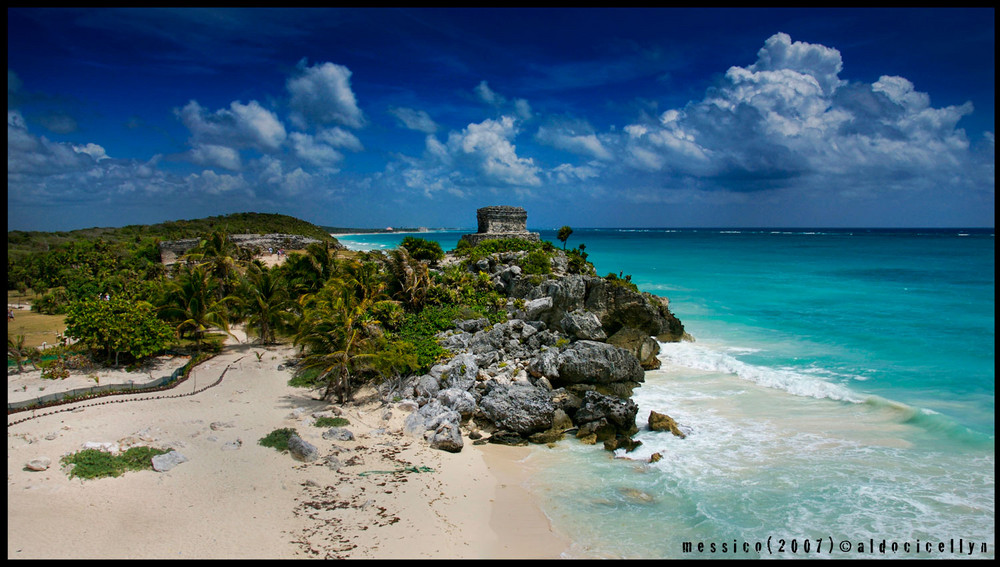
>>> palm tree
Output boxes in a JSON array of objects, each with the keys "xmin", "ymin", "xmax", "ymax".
[
  {"xmin": 235, "ymin": 263, "xmax": 295, "ymax": 344},
  {"xmin": 183, "ymin": 231, "xmax": 241, "ymax": 300},
  {"xmin": 283, "ymin": 241, "xmax": 338, "ymax": 298},
  {"xmin": 295, "ymin": 278, "xmax": 380, "ymax": 403},
  {"xmin": 7, "ymin": 334, "xmax": 38, "ymax": 373},
  {"xmin": 387, "ymin": 247, "xmax": 431, "ymax": 312},
  {"xmin": 157, "ymin": 265, "xmax": 234, "ymax": 350}
]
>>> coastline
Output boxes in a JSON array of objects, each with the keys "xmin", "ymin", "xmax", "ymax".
[{"xmin": 6, "ymin": 333, "xmax": 570, "ymax": 559}]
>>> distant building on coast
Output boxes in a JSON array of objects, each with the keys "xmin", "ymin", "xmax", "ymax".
[{"xmin": 460, "ymin": 206, "xmax": 540, "ymax": 246}]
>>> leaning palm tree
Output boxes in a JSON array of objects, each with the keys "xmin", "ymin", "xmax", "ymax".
[
  {"xmin": 295, "ymin": 278, "xmax": 381, "ymax": 403},
  {"xmin": 7, "ymin": 334, "xmax": 39, "ymax": 373},
  {"xmin": 387, "ymin": 247, "xmax": 431, "ymax": 312},
  {"xmin": 283, "ymin": 241, "xmax": 339, "ymax": 298}
]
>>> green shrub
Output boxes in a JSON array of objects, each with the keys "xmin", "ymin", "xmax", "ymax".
[
  {"xmin": 258, "ymin": 428, "xmax": 299, "ymax": 453},
  {"xmin": 400, "ymin": 237, "xmax": 444, "ymax": 262},
  {"xmin": 61, "ymin": 446, "xmax": 170, "ymax": 480},
  {"xmin": 519, "ymin": 249, "xmax": 552, "ymax": 275},
  {"xmin": 314, "ymin": 416, "xmax": 350, "ymax": 428}
]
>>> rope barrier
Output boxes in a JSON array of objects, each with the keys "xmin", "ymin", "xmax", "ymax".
[
  {"xmin": 357, "ymin": 466, "xmax": 435, "ymax": 477},
  {"xmin": 6, "ymin": 355, "xmax": 245, "ymax": 428}
]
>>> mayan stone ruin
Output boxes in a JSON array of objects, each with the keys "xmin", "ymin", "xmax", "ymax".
[{"xmin": 460, "ymin": 206, "xmax": 541, "ymax": 246}]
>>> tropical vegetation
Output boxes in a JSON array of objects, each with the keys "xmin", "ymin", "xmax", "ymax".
[{"xmin": 8, "ymin": 214, "xmax": 598, "ymax": 404}]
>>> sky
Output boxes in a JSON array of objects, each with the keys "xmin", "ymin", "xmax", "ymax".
[{"xmin": 7, "ymin": 7, "xmax": 995, "ymax": 231}]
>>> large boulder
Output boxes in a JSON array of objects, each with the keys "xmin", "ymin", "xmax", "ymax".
[
  {"xmin": 478, "ymin": 384, "xmax": 555, "ymax": 435},
  {"xmin": 574, "ymin": 390, "xmax": 640, "ymax": 438},
  {"xmin": 555, "ymin": 341, "xmax": 644, "ymax": 386},
  {"xmin": 584, "ymin": 279, "xmax": 685, "ymax": 341},
  {"xmin": 607, "ymin": 327, "xmax": 662, "ymax": 370}
]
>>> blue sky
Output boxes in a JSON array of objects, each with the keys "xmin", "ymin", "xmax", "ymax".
[{"xmin": 7, "ymin": 8, "xmax": 995, "ymax": 231}]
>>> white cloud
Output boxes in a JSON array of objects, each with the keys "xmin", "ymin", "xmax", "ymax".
[
  {"xmin": 287, "ymin": 60, "xmax": 364, "ymax": 130},
  {"xmin": 289, "ymin": 131, "xmax": 343, "ymax": 169},
  {"xmin": 475, "ymin": 81, "xmax": 532, "ymax": 120},
  {"xmin": 185, "ymin": 169, "xmax": 249, "ymax": 196},
  {"xmin": 189, "ymin": 143, "xmax": 242, "ymax": 171},
  {"xmin": 536, "ymin": 124, "xmax": 612, "ymax": 160},
  {"xmin": 612, "ymin": 32, "xmax": 986, "ymax": 199},
  {"xmin": 177, "ymin": 99, "xmax": 286, "ymax": 152},
  {"xmin": 72, "ymin": 143, "xmax": 111, "ymax": 161},
  {"xmin": 389, "ymin": 106, "xmax": 438, "ymax": 134},
  {"xmin": 444, "ymin": 115, "xmax": 541, "ymax": 187},
  {"xmin": 317, "ymin": 126, "xmax": 363, "ymax": 152}
]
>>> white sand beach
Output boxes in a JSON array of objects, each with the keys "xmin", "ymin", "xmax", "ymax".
[{"xmin": 7, "ymin": 330, "xmax": 570, "ymax": 559}]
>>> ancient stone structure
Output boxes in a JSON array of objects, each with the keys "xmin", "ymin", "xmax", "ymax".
[
  {"xmin": 159, "ymin": 233, "xmax": 326, "ymax": 265},
  {"xmin": 459, "ymin": 206, "xmax": 540, "ymax": 246}
]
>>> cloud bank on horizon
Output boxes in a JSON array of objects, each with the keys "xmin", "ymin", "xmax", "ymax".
[{"xmin": 7, "ymin": 8, "xmax": 995, "ymax": 231}]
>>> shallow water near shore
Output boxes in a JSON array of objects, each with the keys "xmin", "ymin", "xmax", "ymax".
[{"xmin": 336, "ymin": 228, "xmax": 994, "ymax": 559}]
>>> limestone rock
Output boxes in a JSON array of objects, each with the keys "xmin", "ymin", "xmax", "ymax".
[
  {"xmin": 478, "ymin": 384, "xmax": 554, "ymax": 435},
  {"xmin": 560, "ymin": 310, "xmax": 608, "ymax": 341},
  {"xmin": 575, "ymin": 390, "xmax": 640, "ymax": 437},
  {"xmin": 322, "ymin": 428, "xmax": 355, "ymax": 441},
  {"xmin": 287, "ymin": 434, "xmax": 319, "ymax": 462},
  {"xmin": 26, "ymin": 457, "xmax": 51, "ymax": 471},
  {"xmin": 436, "ymin": 387, "xmax": 477, "ymax": 420},
  {"xmin": 555, "ymin": 341, "xmax": 644, "ymax": 385},
  {"xmin": 152, "ymin": 450, "xmax": 189, "ymax": 472},
  {"xmin": 648, "ymin": 410, "xmax": 687, "ymax": 438},
  {"xmin": 607, "ymin": 327, "xmax": 662, "ymax": 370}
]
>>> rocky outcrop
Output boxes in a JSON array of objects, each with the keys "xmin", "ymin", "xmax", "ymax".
[
  {"xmin": 159, "ymin": 233, "xmax": 336, "ymax": 265},
  {"xmin": 607, "ymin": 327, "xmax": 662, "ymax": 370},
  {"xmin": 393, "ymin": 244, "xmax": 687, "ymax": 453},
  {"xmin": 648, "ymin": 410, "xmax": 687, "ymax": 438},
  {"xmin": 554, "ymin": 340, "xmax": 644, "ymax": 386}
]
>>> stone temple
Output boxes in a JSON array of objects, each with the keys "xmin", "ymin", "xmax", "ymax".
[{"xmin": 460, "ymin": 206, "xmax": 540, "ymax": 246}]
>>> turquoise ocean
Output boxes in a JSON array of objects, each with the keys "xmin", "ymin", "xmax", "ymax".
[{"xmin": 336, "ymin": 228, "xmax": 994, "ymax": 559}]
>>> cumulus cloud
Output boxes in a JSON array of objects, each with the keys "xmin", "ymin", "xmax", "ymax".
[
  {"xmin": 289, "ymin": 131, "xmax": 344, "ymax": 169},
  {"xmin": 389, "ymin": 106, "xmax": 438, "ymax": 134},
  {"xmin": 177, "ymin": 99, "xmax": 287, "ymax": 152},
  {"xmin": 443, "ymin": 115, "xmax": 541, "ymax": 187},
  {"xmin": 395, "ymin": 115, "xmax": 541, "ymax": 197},
  {"xmin": 287, "ymin": 60, "xmax": 364, "ymax": 130},
  {"xmin": 189, "ymin": 143, "xmax": 242, "ymax": 171},
  {"xmin": 614, "ymin": 32, "xmax": 986, "ymax": 198}
]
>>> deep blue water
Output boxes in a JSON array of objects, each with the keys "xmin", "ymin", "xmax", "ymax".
[{"xmin": 336, "ymin": 228, "xmax": 994, "ymax": 559}]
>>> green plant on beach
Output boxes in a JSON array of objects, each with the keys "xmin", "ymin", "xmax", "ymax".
[
  {"xmin": 61, "ymin": 446, "xmax": 170, "ymax": 480},
  {"xmin": 258, "ymin": 428, "xmax": 299, "ymax": 453},
  {"xmin": 313, "ymin": 416, "xmax": 350, "ymax": 428}
]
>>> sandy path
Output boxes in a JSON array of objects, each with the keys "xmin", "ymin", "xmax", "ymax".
[{"xmin": 7, "ymin": 341, "xmax": 570, "ymax": 559}]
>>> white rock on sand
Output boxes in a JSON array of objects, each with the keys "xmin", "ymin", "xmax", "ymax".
[{"xmin": 6, "ymin": 332, "xmax": 570, "ymax": 559}]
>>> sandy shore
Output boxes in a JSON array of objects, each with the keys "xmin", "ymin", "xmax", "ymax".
[{"xmin": 7, "ymin": 334, "xmax": 570, "ymax": 559}]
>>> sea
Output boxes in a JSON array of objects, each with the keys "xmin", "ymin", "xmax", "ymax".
[{"xmin": 335, "ymin": 227, "xmax": 995, "ymax": 559}]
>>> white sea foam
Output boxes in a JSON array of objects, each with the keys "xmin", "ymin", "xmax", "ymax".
[{"xmin": 657, "ymin": 341, "xmax": 864, "ymax": 403}]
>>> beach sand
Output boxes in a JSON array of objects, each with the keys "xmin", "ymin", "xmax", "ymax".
[{"xmin": 7, "ymin": 332, "xmax": 570, "ymax": 559}]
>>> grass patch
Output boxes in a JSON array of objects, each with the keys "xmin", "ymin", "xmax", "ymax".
[
  {"xmin": 258, "ymin": 428, "xmax": 298, "ymax": 453},
  {"xmin": 7, "ymin": 310, "xmax": 67, "ymax": 349},
  {"xmin": 314, "ymin": 416, "xmax": 349, "ymax": 428},
  {"xmin": 61, "ymin": 446, "xmax": 170, "ymax": 480}
]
